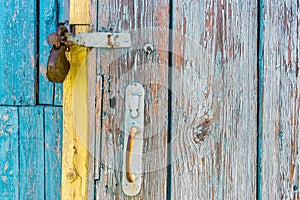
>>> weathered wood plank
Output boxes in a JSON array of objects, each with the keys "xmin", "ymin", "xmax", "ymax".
[
  {"xmin": 39, "ymin": 0, "xmax": 57, "ymax": 105},
  {"xmin": 19, "ymin": 107, "xmax": 45, "ymax": 199},
  {"xmin": 45, "ymin": 107, "xmax": 63, "ymax": 200},
  {"xmin": 39, "ymin": 0, "xmax": 64, "ymax": 106},
  {"xmin": 54, "ymin": 84, "xmax": 63, "ymax": 106},
  {"xmin": 93, "ymin": 0, "xmax": 170, "ymax": 199},
  {"xmin": 0, "ymin": 107, "xmax": 19, "ymax": 200},
  {"xmin": 171, "ymin": 1, "xmax": 258, "ymax": 199},
  {"xmin": 0, "ymin": 0, "xmax": 37, "ymax": 105},
  {"xmin": 70, "ymin": 0, "xmax": 90, "ymax": 24},
  {"xmin": 262, "ymin": 0, "xmax": 300, "ymax": 199},
  {"xmin": 61, "ymin": 25, "xmax": 90, "ymax": 199},
  {"xmin": 58, "ymin": 0, "xmax": 70, "ymax": 24}
]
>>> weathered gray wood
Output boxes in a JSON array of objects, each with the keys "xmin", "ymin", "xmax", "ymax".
[
  {"xmin": 171, "ymin": 1, "xmax": 258, "ymax": 199},
  {"xmin": 19, "ymin": 107, "xmax": 45, "ymax": 199},
  {"xmin": 45, "ymin": 107, "xmax": 63, "ymax": 200},
  {"xmin": 0, "ymin": 107, "xmax": 19, "ymax": 199},
  {"xmin": 93, "ymin": 0, "xmax": 170, "ymax": 199},
  {"xmin": 262, "ymin": 0, "xmax": 300, "ymax": 199},
  {"xmin": 0, "ymin": 0, "xmax": 37, "ymax": 105}
]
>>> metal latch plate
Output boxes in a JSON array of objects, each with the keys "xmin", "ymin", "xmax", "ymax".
[{"xmin": 69, "ymin": 32, "xmax": 131, "ymax": 48}]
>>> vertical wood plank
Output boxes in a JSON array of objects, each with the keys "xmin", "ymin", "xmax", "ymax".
[
  {"xmin": 70, "ymin": 0, "xmax": 90, "ymax": 24},
  {"xmin": 45, "ymin": 107, "xmax": 63, "ymax": 200},
  {"xmin": 61, "ymin": 25, "xmax": 89, "ymax": 199},
  {"xmin": 19, "ymin": 107, "xmax": 45, "ymax": 199},
  {"xmin": 0, "ymin": 107, "xmax": 19, "ymax": 200},
  {"xmin": 0, "ymin": 0, "xmax": 37, "ymax": 105},
  {"xmin": 54, "ymin": 84, "xmax": 63, "ymax": 106},
  {"xmin": 58, "ymin": 0, "xmax": 70, "ymax": 24},
  {"xmin": 93, "ymin": 0, "xmax": 170, "ymax": 199},
  {"xmin": 171, "ymin": 1, "xmax": 258, "ymax": 199},
  {"xmin": 262, "ymin": 0, "xmax": 300, "ymax": 198},
  {"xmin": 39, "ymin": 0, "xmax": 57, "ymax": 105}
]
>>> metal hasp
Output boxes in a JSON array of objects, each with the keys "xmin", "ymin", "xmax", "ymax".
[
  {"xmin": 46, "ymin": 26, "xmax": 131, "ymax": 83},
  {"xmin": 68, "ymin": 32, "xmax": 131, "ymax": 48},
  {"xmin": 122, "ymin": 82, "xmax": 145, "ymax": 196}
]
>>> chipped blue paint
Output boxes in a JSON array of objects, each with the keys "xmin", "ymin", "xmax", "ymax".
[
  {"xmin": 39, "ymin": 0, "xmax": 64, "ymax": 106},
  {"xmin": 19, "ymin": 107, "xmax": 45, "ymax": 199},
  {"xmin": 0, "ymin": 0, "xmax": 64, "ymax": 199},
  {"xmin": 58, "ymin": 0, "xmax": 70, "ymax": 24},
  {"xmin": 45, "ymin": 107, "xmax": 63, "ymax": 200},
  {"xmin": 0, "ymin": 0, "xmax": 37, "ymax": 106},
  {"xmin": 39, "ymin": 0, "xmax": 57, "ymax": 105},
  {"xmin": 0, "ymin": 107, "xmax": 19, "ymax": 200}
]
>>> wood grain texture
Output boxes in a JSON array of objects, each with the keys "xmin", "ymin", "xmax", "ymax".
[
  {"xmin": 70, "ymin": 0, "xmax": 90, "ymax": 24},
  {"xmin": 171, "ymin": 1, "xmax": 257, "ymax": 199},
  {"xmin": 93, "ymin": 0, "xmax": 170, "ymax": 199},
  {"xmin": 39, "ymin": 0, "xmax": 64, "ymax": 105},
  {"xmin": 61, "ymin": 25, "xmax": 89, "ymax": 199},
  {"xmin": 19, "ymin": 107, "xmax": 45, "ymax": 199},
  {"xmin": 262, "ymin": 0, "xmax": 300, "ymax": 199},
  {"xmin": 45, "ymin": 107, "xmax": 63, "ymax": 200},
  {"xmin": 0, "ymin": 107, "xmax": 19, "ymax": 200},
  {"xmin": 0, "ymin": 0, "xmax": 37, "ymax": 105},
  {"xmin": 59, "ymin": 0, "xmax": 70, "ymax": 24}
]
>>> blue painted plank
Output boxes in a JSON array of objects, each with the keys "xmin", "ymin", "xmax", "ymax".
[
  {"xmin": 54, "ymin": 84, "xmax": 63, "ymax": 106},
  {"xmin": 0, "ymin": 107, "xmax": 19, "ymax": 200},
  {"xmin": 39, "ymin": 0, "xmax": 57, "ymax": 105},
  {"xmin": 44, "ymin": 107, "xmax": 63, "ymax": 200},
  {"xmin": 58, "ymin": 0, "xmax": 70, "ymax": 24},
  {"xmin": 0, "ymin": 0, "xmax": 37, "ymax": 106},
  {"xmin": 19, "ymin": 107, "xmax": 44, "ymax": 199},
  {"xmin": 54, "ymin": 0, "xmax": 70, "ymax": 106}
]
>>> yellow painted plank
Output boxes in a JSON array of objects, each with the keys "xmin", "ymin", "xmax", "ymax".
[
  {"xmin": 62, "ymin": 0, "xmax": 90, "ymax": 198},
  {"xmin": 62, "ymin": 26, "xmax": 89, "ymax": 199},
  {"xmin": 70, "ymin": 0, "xmax": 90, "ymax": 24},
  {"xmin": 62, "ymin": 0, "xmax": 90, "ymax": 193}
]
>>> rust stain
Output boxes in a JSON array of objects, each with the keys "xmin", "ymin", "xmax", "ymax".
[
  {"xmin": 296, "ymin": 47, "xmax": 299, "ymax": 77},
  {"xmin": 183, "ymin": 17, "xmax": 187, "ymax": 35},
  {"xmin": 201, "ymin": 157, "xmax": 205, "ymax": 166},
  {"xmin": 289, "ymin": 163, "xmax": 295, "ymax": 181},
  {"xmin": 215, "ymin": 0, "xmax": 225, "ymax": 63}
]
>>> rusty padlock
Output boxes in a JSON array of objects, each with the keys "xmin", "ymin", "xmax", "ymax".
[{"xmin": 46, "ymin": 26, "xmax": 74, "ymax": 83}]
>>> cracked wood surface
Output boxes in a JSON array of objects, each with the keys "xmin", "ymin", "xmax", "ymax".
[
  {"xmin": 171, "ymin": 0, "xmax": 257, "ymax": 199},
  {"xmin": 262, "ymin": 0, "xmax": 300, "ymax": 199},
  {"xmin": 92, "ymin": 0, "xmax": 170, "ymax": 199}
]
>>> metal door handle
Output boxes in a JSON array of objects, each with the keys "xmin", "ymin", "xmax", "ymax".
[
  {"xmin": 122, "ymin": 82, "xmax": 144, "ymax": 196},
  {"xmin": 126, "ymin": 126, "xmax": 137, "ymax": 182}
]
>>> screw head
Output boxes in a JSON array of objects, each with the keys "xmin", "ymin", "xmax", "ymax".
[{"xmin": 143, "ymin": 43, "xmax": 154, "ymax": 54}]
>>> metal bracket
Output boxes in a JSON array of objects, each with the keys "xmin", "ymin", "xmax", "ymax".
[
  {"xmin": 122, "ymin": 82, "xmax": 145, "ymax": 196},
  {"xmin": 67, "ymin": 32, "xmax": 131, "ymax": 48}
]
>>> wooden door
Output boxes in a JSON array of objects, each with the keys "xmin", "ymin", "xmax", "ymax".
[
  {"xmin": 86, "ymin": 0, "xmax": 300, "ymax": 199},
  {"xmin": 88, "ymin": 0, "xmax": 258, "ymax": 199}
]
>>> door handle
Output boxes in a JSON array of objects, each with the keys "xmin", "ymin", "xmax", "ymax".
[
  {"xmin": 122, "ymin": 83, "xmax": 144, "ymax": 196},
  {"xmin": 126, "ymin": 126, "xmax": 137, "ymax": 182}
]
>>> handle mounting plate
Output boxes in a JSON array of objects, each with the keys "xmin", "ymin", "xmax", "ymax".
[{"xmin": 122, "ymin": 82, "xmax": 145, "ymax": 196}]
